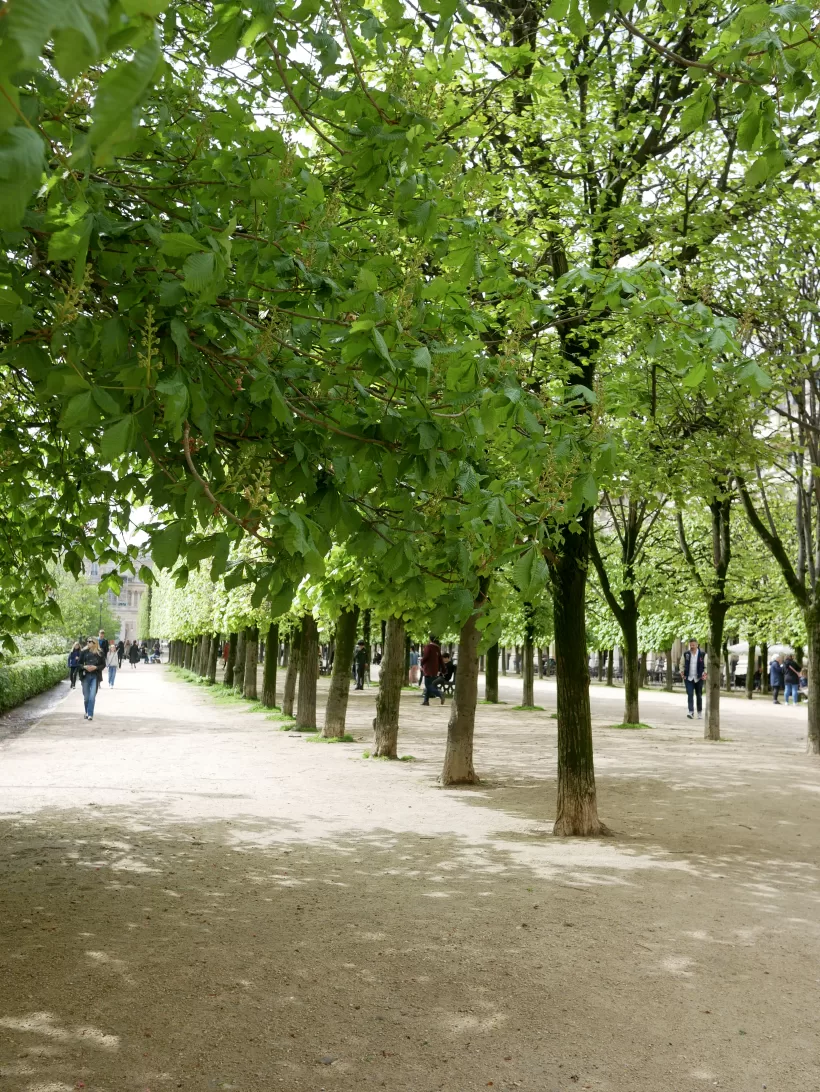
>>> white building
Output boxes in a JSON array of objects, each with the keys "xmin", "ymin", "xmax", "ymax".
[{"xmin": 86, "ymin": 558, "xmax": 152, "ymax": 642}]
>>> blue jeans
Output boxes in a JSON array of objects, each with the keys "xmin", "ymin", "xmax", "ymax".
[
  {"xmin": 784, "ymin": 681, "xmax": 798, "ymax": 704},
  {"xmin": 685, "ymin": 678, "xmax": 703, "ymax": 714},
  {"xmin": 81, "ymin": 672, "xmax": 98, "ymax": 717},
  {"xmin": 108, "ymin": 665, "xmax": 117, "ymax": 687},
  {"xmin": 422, "ymin": 675, "xmax": 443, "ymax": 704}
]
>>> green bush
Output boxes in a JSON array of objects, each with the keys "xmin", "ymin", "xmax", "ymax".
[
  {"xmin": 0, "ymin": 653, "xmax": 67, "ymax": 713},
  {"xmin": 3, "ymin": 633, "xmax": 68, "ymax": 663}
]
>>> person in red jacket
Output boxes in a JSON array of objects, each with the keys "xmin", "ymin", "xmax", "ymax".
[{"xmin": 420, "ymin": 635, "xmax": 445, "ymax": 706}]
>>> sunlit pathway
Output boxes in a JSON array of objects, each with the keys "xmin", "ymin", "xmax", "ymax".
[{"xmin": 1, "ymin": 667, "xmax": 819, "ymax": 1092}]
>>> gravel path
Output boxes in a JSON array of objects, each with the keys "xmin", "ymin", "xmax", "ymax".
[{"xmin": 1, "ymin": 666, "xmax": 818, "ymax": 1092}]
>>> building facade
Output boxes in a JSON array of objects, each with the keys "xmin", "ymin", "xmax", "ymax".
[{"xmin": 86, "ymin": 559, "xmax": 151, "ymax": 642}]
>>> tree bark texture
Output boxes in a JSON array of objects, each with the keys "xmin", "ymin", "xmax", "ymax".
[
  {"xmin": 243, "ymin": 625, "xmax": 259, "ymax": 701},
  {"xmin": 723, "ymin": 641, "xmax": 732, "ymax": 691},
  {"xmin": 745, "ymin": 640, "xmax": 756, "ymax": 700},
  {"xmin": 323, "ymin": 607, "xmax": 358, "ymax": 737},
  {"xmin": 281, "ymin": 624, "xmax": 301, "ymax": 718},
  {"xmin": 207, "ymin": 633, "xmax": 218, "ymax": 684},
  {"xmin": 761, "ymin": 641, "xmax": 769, "ymax": 694},
  {"xmin": 705, "ymin": 605, "xmax": 728, "ymax": 741},
  {"xmin": 501, "ymin": 646, "xmax": 507, "ymax": 676},
  {"xmin": 441, "ymin": 607, "xmax": 482, "ymax": 785},
  {"xmin": 262, "ymin": 622, "xmax": 279, "ymax": 708},
  {"xmin": 621, "ymin": 602, "xmax": 640, "ymax": 725},
  {"xmin": 485, "ymin": 642, "xmax": 499, "ymax": 703},
  {"xmin": 234, "ymin": 630, "xmax": 246, "ymax": 693},
  {"xmin": 548, "ymin": 513, "xmax": 605, "ymax": 836},
  {"xmin": 224, "ymin": 632, "xmax": 237, "ymax": 688},
  {"xmin": 183, "ymin": 642, "xmax": 193, "ymax": 671},
  {"xmin": 606, "ymin": 648, "xmax": 614, "ymax": 686},
  {"xmin": 373, "ymin": 616, "xmax": 406, "ymax": 758},
  {"xmin": 665, "ymin": 647, "xmax": 674, "ymax": 692},
  {"xmin": 295, "ymin": 614, "xmax": 318, "ymax": 730},
  {"xmin": 806, "ymin": 609, "xmax": 820, "ymax": 754},
  {"xmin": 522, "ymin": 605, "xmax": 535, "ymax": 706}
]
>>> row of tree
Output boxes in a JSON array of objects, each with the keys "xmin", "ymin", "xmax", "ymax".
[{"xmin": 1, "ymin": 2, "xmax": 819, "ymax": 833}]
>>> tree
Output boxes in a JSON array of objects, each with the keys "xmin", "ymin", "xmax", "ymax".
[{"xmin": 49, "ymin": 569, "xmax": 119, "ymax": 641}]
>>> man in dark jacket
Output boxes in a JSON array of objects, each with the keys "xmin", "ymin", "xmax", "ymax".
[
  {"xmin": 420, "ymin": 635, "xmax": 445, "ymax": 706},
  {"xmin": 680, "ymin": 638, "xmax": 706, "ymax": 720},
  {"xmin": 783, "ymin": 653, "xmax": 801, "ymax": 704},
  {"xmin": 98, "ymin": 630, "xmax": 109, "ymax": 659},
  {"xmin": 770, "ymin": 655, "xmax": 784, "ymax": 704},
  {"xmin": 353, "ymin": 640, "xmax": 368, "ymax": 690}
]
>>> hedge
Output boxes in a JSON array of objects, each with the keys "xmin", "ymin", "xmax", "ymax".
[{"xmin": 0, "ymin": 653, "xmax": 68, "ymax": 714}]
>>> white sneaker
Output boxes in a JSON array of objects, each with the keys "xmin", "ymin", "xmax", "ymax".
[{"xmin": 697, "ymin": 713, "xmax": 702, "ymax": 719}]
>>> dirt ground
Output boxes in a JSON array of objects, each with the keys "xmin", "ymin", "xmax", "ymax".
[{"xmin": 1, "ymin": 666, "xmax": 819, "ymax": 1092}]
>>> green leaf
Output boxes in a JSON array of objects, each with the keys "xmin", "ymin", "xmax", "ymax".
[
  {"xmin": 152, "ymin": 522, "xmax": 184, "ymax": 569},
  {"xmin": 121, "ymin": 0, "xmax": 172, "ymax": 13},
  {"xmin": 412, "ymin": 346, "xmax": 431, "ymax": 369},
  {"xmin": 100, "ymin": 415, "xmax": 135, "ymax": 461},
  {"xmin": 356, "ymin": 268, "xmax": 378, "ymax": 292},
  {"xmin": 59, "ymin": 391, "xmax": 96, "ymax": 430},
  {"xmin": 159, "ymin": 233, "xmax": 208, "ymax": 256},
  {"xmin": 0, "ymin": 128, "xmax": 46, "ymax": 229},
  {"xmin": 89, "ymin": 33, "xmax": 161, "ymax": 155},
  {"xmin": 48, "ymin": 214, "xmax": 93, "ymax": 263},
  {"xmin": 745, "ymin": 156, "xmax": 770, "ymax": 186},
  {"xmin": 182, "ymin": 250, "xmax": 216, "ymax": 293},
  {"xmin": 372, "ymin": 328, "xmax": 393, "ymax": 365}
]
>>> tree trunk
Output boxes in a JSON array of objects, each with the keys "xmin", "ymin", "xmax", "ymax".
[
  {"xmin": 323, "ymin": 607, "xmax": 359, "ymax": 737},
  {"xmin": 372, "ymin": 616, "xmax": 406, "ymax": 758},
  {"xmin": 207, "ymin": 633, "xmax": 218, "ymax": 684},
  {"xmin": 761, "ymin": 641, "xmax": 769, "ymax": 694},
  {"xmin": 243, "ymin": 625, "xmax": 259, "ymax": 700},
  {"xmin": 638, "ymin": 651, "xmax": 647, "ymax": 689},
  {"xmin": 606, "ymin": 648, "xmax": 614, "ymax": 687},
  {"xmin": 806, "ymin": 608, "xmax": 820, "ymax": 754},
  {"xmin": 723, "ymin": 640, "xmax": 732, "ymax": 691},
  {"xmin": 746, "ymin": 640, "xmax": 756, "ymax": 701},
  {"xmin": 282, "ymin": 624, "xmax": 301, "ymax": 718},
  {"xmin": 547, "ymin": 514, "xmax": 605, "ymax": 836},
  {"xmin": 404, "ymin": 634, "xmax": 412, "ymax": 684},
  {"xmin": 200, "ymin": 634, "xmax": 211, "ymax": 677},
  {"xmin": 501, "ymin": 646, "xmax": 507, "ymax": 676},
  {"xmin": 665, "ymin": 647, "xmax": 674, "ymax": 692},
  {"xmin": 441, "ymin": 608, "xmax": 481, "ymax": 785},
  {"xmin": 705, "ymin": 604, "xmax": 727, "ymax": 741},
  {"xmin": 362, "ymin": 608, "xmax": 371, "ymax": 684},
  {"xmin": 296, "ymin": 614, "xmax": 318, "ymax": 730},
  {"xmin": 522, "ymin": 606, "xmax": 535, "ymax": 706},
  {"xmin": 485, "ymin": 642, "xmax": 499, "ymax": 703},
  {"xmin": 183, "ymin": 642, "xmax": 193, "ymax": 671},
  {"xmin": 224, "ymin": 632, "xmax": 237, "ymax": 688},
  {"xmin": 621, "ymin": 601, "xmax": 640, "ymax": 725},
  {"xmin": 538, "ymin": 647, "xmax": 545, "ymax": 680},
  {"xmin": 595, "ymin": 650, "xmax": 603, "ymax": 682},
  {"xmin": 262, "ymin": 622, "xmax": 279, "ymax": 708},
  {"xmin": 234, "ymin": 630, "xmax": 246, "ymax": 693}
]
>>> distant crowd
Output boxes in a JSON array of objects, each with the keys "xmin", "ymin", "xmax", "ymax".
[{"xmin": 67, "ymin": 631, "xmax": 162, "ymax": 720}]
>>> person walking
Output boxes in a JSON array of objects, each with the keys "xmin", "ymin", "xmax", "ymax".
[
  {"xmin": 128, "ymin": 640, "xmax": 141, "ymax": 669},
  {"xmin": 770, "ymin": 654, "xmax": 785, "ymax": 704},
  {"xmin": 680, "ymin": 638, "xmax": 706, "ymax": 720},
  {"xmin": 783, "ymin": 653, "xmax": 801, "ymax": 705},
  {"xmin": 116, "ymin": 638, "xmax": 125, "ymax": 668},
  {"xmin": 353, "ymin": 639, "xmax": 368, "ymax": 690},
  {"xmin": 68, "ymin": 642, "xmax": 81, "ymax": 689},
  {"xmin": 782, "ymin": 653, "xmax": 801, "ymax": 704},
  {"xmin": 106, "ymin": 642, "xmax": 119, "ymax": 688},
  {"xmin": 420, "ymin": 634, "xmax": 445, "ymax": 706},
  {"xmin": 98, "ymin": 630, "xmax": 109, "ymax": 659},
  {"xmin": 79, "ymin": 638, "xmax": 105, "ymax": 721}
]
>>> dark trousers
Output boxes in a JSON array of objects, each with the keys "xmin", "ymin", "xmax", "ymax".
[
  {"xmin": 354, "ymin": 664, "xmax": 365, "ymax": 689},
  {"xmin": 422, "ymin": 675, "xmax": 442, "ymax": 704},
  {"xmin": 685, "ymin": 678, "xmax": 703, "ymax": 714},
  {"xmin": 69, "ymin": 666, "xmax": 78, "ymax": 689},
  {"xmin": 772, "ymin": 684, "xmax": 781, "ymax": 702}
]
